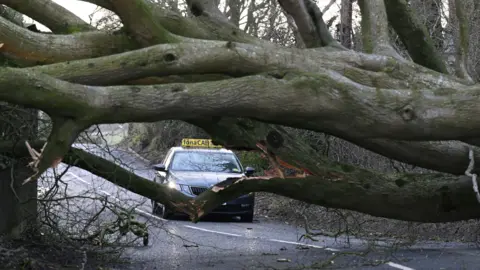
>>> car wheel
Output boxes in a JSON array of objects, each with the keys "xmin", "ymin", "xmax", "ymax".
[
  {"xmin": 241, "ymin": 211, "xmax": 254, "ymax": 222},
  {"xmin": 151, "ymin": 200, "xmax": 163, "ymax": 216},
  {"xmin": 161, "ymin": 204, "xmax": 174, "ymax": 219}
]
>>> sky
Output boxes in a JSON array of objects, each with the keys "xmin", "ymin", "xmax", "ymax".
[{"xmin": 28, "ymin": 0, "xmax": 340, "ymax": 32}]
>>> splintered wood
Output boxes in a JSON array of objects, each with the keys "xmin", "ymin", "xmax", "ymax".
[
  {"xmin": 23, "ymin": 141, "xmax": 63, "ymax": 184},
  {"xmin": 255, "ymin": 141, "xmax": 311, "ymax": 178}
]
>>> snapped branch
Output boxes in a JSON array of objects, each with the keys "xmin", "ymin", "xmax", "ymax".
[
  {"xmin": 23, "ymin": 117, "xmax": 88, "ymax": 184},
  {"xmin": 5, "ymin": 139, "xmax": 480, "ymax": 223}
]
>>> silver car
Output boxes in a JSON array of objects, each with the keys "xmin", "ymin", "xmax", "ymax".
[{"xmin": 151, "ymin": 145, "xmax": 256, "ymax": 222}]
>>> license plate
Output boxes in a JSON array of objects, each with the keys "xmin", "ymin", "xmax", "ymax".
[{"xmin": 222, "ymin": 203, "xmax": 227, "ymax": 205}]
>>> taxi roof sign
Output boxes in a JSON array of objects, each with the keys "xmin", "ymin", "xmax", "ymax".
[{"xmin": 181, "ymin": 138, "xmax": 222, "ymax": 148}]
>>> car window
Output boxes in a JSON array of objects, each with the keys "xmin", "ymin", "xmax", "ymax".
[{"xmin": 170, "ymin": 151, "xmax": 242, "ymax": 173}]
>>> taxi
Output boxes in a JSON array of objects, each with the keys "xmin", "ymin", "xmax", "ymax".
[{"xmin": 151, "ymin": 138, "xmax": 256, "ymax": 222}]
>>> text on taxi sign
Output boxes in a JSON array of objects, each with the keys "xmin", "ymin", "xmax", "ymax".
[{"xmin": 181, "ymin": 138, "xmax": 222, "ymax": 148}]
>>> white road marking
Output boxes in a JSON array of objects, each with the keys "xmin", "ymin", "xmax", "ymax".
[
  {"xmin": 67, "ymin": 172, "xmax": 89, "ymax": 184},
  {"xmin": 184, "ymin": 225, "xmax": 242, "ymax": 237},
  {"xmin": 386, "ymin": 262, "xmax": 415, "ymax": 270},
  {"xmin": 67, "ymin": 171, "xmax": 398, "ymax": 258},
  {"xmin": 268, "ymin": 238, "xmax": 332, "ymax": 250}
]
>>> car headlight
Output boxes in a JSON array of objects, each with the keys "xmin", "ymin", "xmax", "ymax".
[
  {"xmin": 167, "ymin": 181, "xmax": 177, "ymax": 189},
  {"xmin": 166, "ymin": 177, "xmax": 192, "ymax": 195},
  {"xmin": 179, "ymin": 184, "xmax": 192, "ymax": 195}
]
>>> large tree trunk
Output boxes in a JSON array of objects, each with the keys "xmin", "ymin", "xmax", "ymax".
[{"xmin": 0, "ymin": 159, "xmax": 38, "ymax": 237}]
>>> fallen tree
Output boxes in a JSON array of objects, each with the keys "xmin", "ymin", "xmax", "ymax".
[
  {"xmin": 4, "ymin": 139, "xmax": 480, "ymax": 223},
  {"xmin": 1, "ymin": 0, "xmax": 480, "ymax": 223}
]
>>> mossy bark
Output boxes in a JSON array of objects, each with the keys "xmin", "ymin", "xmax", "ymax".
[
  {"xmin": 384, "ymin": 0, "xmax": 448, "ymax": 73},
  {"xmin": 6, "ymin": 140, "xmax": 480, "ymax": 223}
]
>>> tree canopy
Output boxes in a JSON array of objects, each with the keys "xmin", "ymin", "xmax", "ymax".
[{"xmin": 1, "ymin": 0, "xmax": 480, "ymax": 223}]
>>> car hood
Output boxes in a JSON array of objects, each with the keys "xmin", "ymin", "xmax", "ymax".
[{"xmin": 170, "ymin": 171, "xmax": 244, "ymax": 187}]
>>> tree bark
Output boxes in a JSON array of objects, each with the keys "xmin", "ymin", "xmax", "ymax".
[
  {"xmin": 4, "ymin": 140, "xmax": 480, "ymax": 223},
  {"xmin": 0, "ymin": 104, "xmax": 38, "ymax": 237}
]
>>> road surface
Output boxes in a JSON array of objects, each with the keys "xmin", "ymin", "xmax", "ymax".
[{"xmin": 39, "ymin": 143, "xmax": 480, "ymax": 270}]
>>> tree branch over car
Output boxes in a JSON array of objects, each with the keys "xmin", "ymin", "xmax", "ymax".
[{"xmin": 1, "ymin": 0, "xmax": 480, "ymax": 223}]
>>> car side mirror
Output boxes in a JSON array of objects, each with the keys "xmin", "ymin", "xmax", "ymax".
[
  {"xmin": 245, "ymin": 166, "xmax": 255, "ymax": 176},
  {"xmin": 153, "ymin": 163, "xmax": 166, "ymax": 172}
]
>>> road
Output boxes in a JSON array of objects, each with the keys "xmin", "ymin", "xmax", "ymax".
[{"xmin": 39, "ymin": 143, "xmax": 480, "ymax": 270}]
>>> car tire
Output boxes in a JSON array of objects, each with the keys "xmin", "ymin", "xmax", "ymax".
[
  {"xmin": 151, "ymin": 200, "xmax": 163, "ymax": 215},
  {"xmin": 152, "ymin": 200, "xmax": 175, "ymax": 219},
  {"xmin": 161, "ymin": 204, "xmax": 174, "ymax": 219},
  {"xmin": 241, "ymin": 211, "xmax": 254, "ymax": 222}
]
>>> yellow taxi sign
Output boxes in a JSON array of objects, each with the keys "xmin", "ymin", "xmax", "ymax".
[{"xmin": 181, "ymin": 138, "xmax": 222, "ymax": 148}]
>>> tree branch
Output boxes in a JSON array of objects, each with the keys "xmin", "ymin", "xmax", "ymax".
[
  {"xmin": 29, "ymin": 41, "xmax": 294, "ymax": 85},
  {"xmin": 384, "ymin": 0, "xmax": 449, "ymax": 74},
  {"xmin": 8, "ymin": 64, "xmax": 480, "ymax": 142},
  {"xmin": 277, "ymin": 0, "xmax": 323, "ymax": 47},
  {"xmin": 4, "ymin": 140, "xmax": 480, "ymax": 223},
  {"xmin": 0, "ymin": 16, "xmax": 136, "ymax": 66},
  {"xmin": 81, "ymin": 0, "xmax": 268, "ymax": 45},
  {"xmin": 451, "ymin": 0, "xmax": 474, "ymax": 83},
  {"xmin": 104, "ymin": 0, "xmax": 180, "ymax": 46},
  {"xmin": 0, "ymin": 5, "xmax": 25, "ymax": 26},
  {"xmin": 357, "ymin": 0, "xmax": 404, "ymax": 60},
  {"xmin": 1, "ymin": 0, "xmax": 95, "ymax": 33},
  {"xmin": 22, "ymin": 43, "xmax": 480, "ymax": 177},
  {"xmin": 193, "ymin": 117, "xmax": 480, "ymax": 177},
  {"xmin": 186, "ymin": 0, "xmax": 231, "ymax": 25},
  {"xmin": 23, "ymin": 117, "xmax": 88, "ymax": 184},
  {"xmin": 303, "ymin": 0, "xmax": 344, "ymax": 49}
]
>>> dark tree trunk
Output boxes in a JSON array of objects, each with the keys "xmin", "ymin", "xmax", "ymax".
[{"xmin": 0, "ymin": 103, "xmax": 38, "ymax": 237}]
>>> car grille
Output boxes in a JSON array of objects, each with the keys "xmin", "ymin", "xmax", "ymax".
[{"xmin": 190, "ymin": 186, "xmax": 208, "ymax": 195}]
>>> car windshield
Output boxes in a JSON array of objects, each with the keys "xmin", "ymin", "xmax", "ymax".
[{"xmin": 170, "ymin": 151, "xmax": 242, "ymax": 173}]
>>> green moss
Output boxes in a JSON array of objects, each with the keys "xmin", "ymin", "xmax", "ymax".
[
  {"xmin": 357, "ymin": 0, "xmax": 373, "ymax": 53},
  {"xmin": 384, "ymin": 0, "xmax": 448, "ymax": 74},
  {"xmin": 66, "ymin": 25, "xmax": 88, "ymax": 34},
  {"xmin": 382, "ymin": 58, "xmax": 398, "ymax": 73}
]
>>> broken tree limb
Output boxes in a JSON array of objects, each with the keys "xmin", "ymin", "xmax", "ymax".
[
  {"xmin": 3, "ymin": 139, "xmax": 480, "ymax": 223},
  {"xmin": 23, "ymin": 117, "xmax": 88, "ymax": 184}
]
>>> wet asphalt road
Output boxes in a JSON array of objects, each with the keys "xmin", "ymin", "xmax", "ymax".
[{"xmin": 41, "ymin": 143, "xmax": 480, "ymax": 270}]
